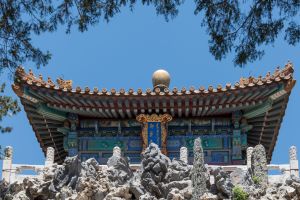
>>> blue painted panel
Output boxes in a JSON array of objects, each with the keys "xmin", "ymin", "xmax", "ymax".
[
  {"xmin": 147, "ymin": 122, "xmax": 161, "ymax": 147},
  {"xmin": 128, "ymin": 157, "xmax": 141, "ymax": 163},
  {"xmin": 102, "ymin": 153, "xmax": 113, "ymax": 158},
  {"xmin": 127, "ymin": 139, "xmax": 143, "ymax": 151},
  {"xmin": 69, "ymin": 149, "xmax": 78, "ymax": 157},
  {"xmin": 232, "ymin": 130, "xmax": 242, "ymax": 160},
  {"xmin": 68, "ymin": 132, "xmax": 78, "ymax": 156},
  {"xmin": 168, "ymin": 152, "xmax": 180, "ymax": 159},
  {"xmin": 223, "ymin": 137, "xmax": 229, "ymax": 148},
  {"xmin": 124, "ymin": 153, "xmax": 141, "ymax": 163},
  {"xmin": 211, "ymin": 151, "xmax": 229, "ymax": 164},
  {"xmin": 166, "ymin": 137, "xmax": 183, "ymax": 150}
]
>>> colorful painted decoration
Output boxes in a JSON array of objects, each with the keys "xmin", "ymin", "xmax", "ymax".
[
  {"xmin": 67, "ymin": 132, "xmax": 78, "ymax": 156},
  {"xmin": 232, "ymin": 130, "xmax": 242, "ymax": 160},
  {"xmin": 136, "ymin": 114, "xmax": 172, "ymax": 154},
  {"xmin": 147, "ymin": 122, "xmax": 162, "ymax": 147}
]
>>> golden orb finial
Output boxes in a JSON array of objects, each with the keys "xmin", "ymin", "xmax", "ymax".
[{"xmin": 152, "ymin": 69, "xmax": 170, "ymax": 89}]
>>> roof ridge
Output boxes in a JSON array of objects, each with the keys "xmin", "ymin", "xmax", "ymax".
[{"xmin": 13, "ymin": 62, "xmax": 295, "ymax": 96}]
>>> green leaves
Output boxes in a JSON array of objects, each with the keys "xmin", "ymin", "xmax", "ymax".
[
  {"xmin": 233, "ymin": 186, "xmax": 249, "ymax": 200},
  {"xmin": 194, "ymin": 0, "xmax": 300, "ymax": 66},
  {"xmin": 1, "ymin": 0, "xmax": 299, "ymax": 71},
  {"xmin": 0, "ymin": 83, "xmax": 20, "ymax": 133},
  {"xmin": 0, "ymin": 0, "xmax": 299, "ymax": 132}
]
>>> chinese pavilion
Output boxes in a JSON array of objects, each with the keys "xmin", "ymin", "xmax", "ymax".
[{"xmin": 12, "ymin": 63, "xmax": 296, "ymax": 165}]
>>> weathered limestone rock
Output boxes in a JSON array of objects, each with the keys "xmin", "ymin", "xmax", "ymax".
[
  {"xmin": 167, "ymin": 188, "xmax": 184, "ymax": 200},
  {"xmin": 230, "ymin": 168, "xmax": 254, "ymax": 187},
  {"xmin": 105, "ymin": 185, "xmax": 132, "ymax": 200},
  {"xmin": 251, "ymin": 144, "xmax": 268, "ymax": 187},
  {"xmin": 139, "ymin": 193, "xmax": 158, "ymax": 200},
  {"xmin": 113, "ymin": 146, "xmax": 122, "ymax": 157},
  {"xmin": 279, "ymin": 185, "xmax": 296, "ymax": 199},
  {"xmin": 212, "ymin": 167, "xmax": 233, "ymax": 199},
  {"xmin": 247, "ymin": 147, "xmax": 254, "ymax": 169},
  {"xmin": 141, "ymin": 143, "xmax": 170, "ymax": 198},
  {"xmin": 200, "ymin": 192, "xmax": 218, "ymax": 200},
  {"xmin": 191, "ymin": 138, "xmax": 208, "ymax": 200},
  {"xmin": 1, "ymin": 144, "xmax": 300, "ymax": 200},
  {"xmin": 52, "ymin": 156, "xmax": 81, "ymax": 191},
  {"xmin": 140, "ymin": 143, "xmax": 192, "ymax": 199},
  {"xmin": 129, "ymin": 171, "xmax": 146, "ymax": 199},
  {"xmin": 180, "ymin": 147, "xmax": 188, "ymax": 164},
  {"xmin": 0, "ymin": 181, "xmax": 8, "ymax": 199},
  {"xmin": 107, "ymin": 149, "xmax": 133, "ymax": 186},
  {"xmin": 165, "ymin": 159, "xmax": 191, "ymax": 182}
]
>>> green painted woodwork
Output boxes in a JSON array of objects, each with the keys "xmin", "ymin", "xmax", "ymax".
[
  {"xmin": 87, "ymin": 139, "xmax": 125, "ymax": 151},
  {"xmin": 57, "ymin": 127, "xmax": 70, "ymax": 135},
  {"xmin": 67, "ymin": 132, "xmax": 78, "ymax": 156},
  {"xmin": 232, "ymin": 130, "xmax": 242, "ymax": 160},
  {"xmin": 186, "ymin": 137, "xmax": 223, "ymax": 150},
  {"xmin": 243, "ymin": 100, "xmax": 272, "ymax": 119},
  {"xmin": 202, "ymin": 138, "xmax": 223, "ymax": 149},
  {"xmin": 241, "ymin": 134, "xmax": 247, "ymax": 147},
  {"xmin": 37, "ymin": 104, "xmax": 67, "ymax": 121},
  {"xmin": 240, "ymin": 124, "xmax": 253, "ymax": 132},
  {"xmin": 63, "ymin": 136, "xmax": 68, "ymax": 150}
]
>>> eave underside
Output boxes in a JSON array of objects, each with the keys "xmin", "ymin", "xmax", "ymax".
[
  {"xmin": 21, "ymin": 99, "xmax": 67, "ymax": 163},
  {"xmin": 15, "ymin": 63, "xmax": 295, "ymax": 164},
  {"xmin": 20, "ymin": 87, "xmax": 292, "ymax": 164}
]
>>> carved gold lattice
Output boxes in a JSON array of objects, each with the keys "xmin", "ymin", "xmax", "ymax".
[
  {"xmin": 141, "ymin": 123, "xmax": 148, "ymax": 150},
  {"xmin": 161, "ymin": 124, "xmax": 168, "ymax": 155},
  {"xmin": 136, "ymin": 114, "xmax": 172, "ymax": 123}
]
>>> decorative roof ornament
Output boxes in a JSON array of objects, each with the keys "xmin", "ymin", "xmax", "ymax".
[
  {"xmin": 56, "ymin": 78, "xmax": 72, "ymax": 90},
  {"xmin": 152, "ymin": 69, "xmax": 170, "ymax": 91},
  {"xmin": 12, "ymin": 62, "xmax": 295, "ymax": 96}
]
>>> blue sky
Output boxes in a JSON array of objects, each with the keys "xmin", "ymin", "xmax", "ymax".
[{"xmin": 1, "ymin": 2, "xmax": 299, "ymax": 171}]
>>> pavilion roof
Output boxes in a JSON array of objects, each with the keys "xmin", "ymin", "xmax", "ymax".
[{"xmin": 12, "ymin": 63, "xmax": 296, "ymax": 163}]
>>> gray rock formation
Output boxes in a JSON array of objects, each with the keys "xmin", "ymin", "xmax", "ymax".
[
  {"xmin": 191, "ymin": 137, "xmax": 208, "ymax": 200},
  {"xmin": 251, "ymin": 144, "xmax": 268, "ymax": 187},
  {"xmin": 200, "ymin": 192, "xmax": 218, "ymax": 200},
  {"xmin": 165, "ymin": 159, "xmax": 191, "ymax": 182},
  {"xmin": 107, "ymin": 152, "xmax": 133, "ymax": 186},
  {"xmin": 212, "ymin": 167, "xmax": 234, "ymax": 199},
  {"xmin": 140, "ymin": 143, "xmax": 192, "ymax": 199},
  {"xmin": 1, "ymin": 143, "xmax": 300, "ymax": 200},
  {"xmin": 140, "ymin": 143, "xmax": 171, "ymax": 198}
]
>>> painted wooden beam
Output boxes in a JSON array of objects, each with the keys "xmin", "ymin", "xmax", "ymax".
[
  {"xmin": 35, "ymin": 104, "xmax": 67, "ymax": 121},
  {"xmin": 243, "ymin": 101, "xmax": 272, "ymax": 119}
]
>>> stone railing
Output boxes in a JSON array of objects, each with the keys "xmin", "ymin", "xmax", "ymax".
[
  {"xmin": 2, "ymin": 146, "xmax": 55, "ymax": 183},
  {"xmin": 2, "ymin": 145, "xmax": 299, "ymax": 184}
]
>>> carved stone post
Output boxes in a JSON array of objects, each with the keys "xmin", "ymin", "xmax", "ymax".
[
  {"xmin": 180, "ymin": 146, "xmax": 188, "ymax": 164},
  {"xmin": 289, "ymin": 146, "xmax": 299, "ymax": 177},
  {"xmin": 45, "ymin": 147, "xmax": 55, "ymax": 167},
  {"xmin": 2, "ymin": 146, "xmax": 13, "ymax": 182},
  {"xmin": 247, "ymin": 147, "xmax": 253, "ymax": 169},
  {"xmin": 113, "ymin": 146, "xmax": 121, "ymax": 157}
]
